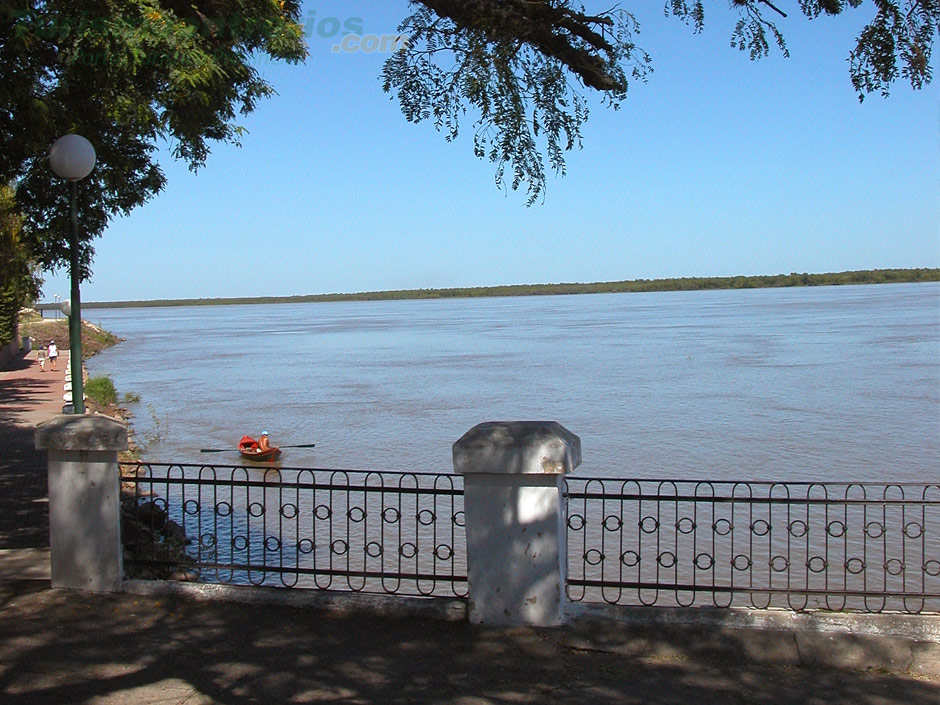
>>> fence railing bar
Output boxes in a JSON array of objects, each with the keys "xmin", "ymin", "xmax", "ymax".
[
  {"xmin": 567, "ymin": 579, "xmax": 940, "ymax": 601},
  {"xmin": 121, "ymin": 475, "xmax": 464, "ymax": 498},
  {"xmin": 565, "ymin": 492, "xmax": 939, "ymax": 507},
  {"xmin": 125, "ymin": 559, "xmax": 468, "ymax": 584},
  {"xmin": 121, "ymin": 463, "xmax": 459, "ymax": 479}
]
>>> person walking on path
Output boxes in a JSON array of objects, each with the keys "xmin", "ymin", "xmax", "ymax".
[{"xmin": 47, "ymin": 341, "xmax": 58, "ymax": 371}]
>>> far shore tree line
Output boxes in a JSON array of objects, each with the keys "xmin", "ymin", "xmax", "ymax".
[
  {"xmin": 82, "ymin": 268, "xmax": 939, "ymax": 309},
  {"xmin": 1, "ymin": 1, "xmax": 936, "ymax": 333}
]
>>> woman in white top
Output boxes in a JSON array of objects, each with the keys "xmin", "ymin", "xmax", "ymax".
[{"xmin": 47, "ymin": 341, "xmax": 58, "ymax": 371}]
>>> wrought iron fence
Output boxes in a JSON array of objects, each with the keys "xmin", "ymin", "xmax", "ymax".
[
  {"xmin": 120, "ymin": 462, "xmax": 467, "ymax": 598},
  {"xmin": 122, "ymin": 463, "xmax": 939, "ymax": 615},
  {"xmin": 565, "ymin": 479, "xmax": 940, "ymax": 613}
]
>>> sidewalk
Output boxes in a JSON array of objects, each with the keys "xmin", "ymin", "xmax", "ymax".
[
  {"xmin": 1, "ymin": 351, "xmax": 939, "ymax": 704},
  {"xmin": 1, "ymin": 586, "xmax": 938, "ymax": 705},
  {"xmin": 0, "ymin": 348, "xmax": 69, "ymax": 550}
]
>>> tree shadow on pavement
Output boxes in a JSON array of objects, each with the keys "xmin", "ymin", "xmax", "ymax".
[
  {"xmin": 0, "ymin": 590, "xmax": 936, "ymax": 705},
  {"xmin": 0, "ymin": 420, "xmax": 48, "ymax": 550}
]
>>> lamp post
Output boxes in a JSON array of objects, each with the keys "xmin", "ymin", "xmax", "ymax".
[{"xmin": 49, "ymin": 134, "xmax": 96, "ymax": 414}]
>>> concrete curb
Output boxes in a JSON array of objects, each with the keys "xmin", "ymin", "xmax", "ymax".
[
  {"xmin": 122, "ymin": 579, "xmax": 468, "ymax": 622},
  {"xmin": 564, "ymin": 602, "xmax": 940, "ymax": 676},
  {"xmin": 122, "ymin": 578, "xmax": 939, "ymax": 676}
]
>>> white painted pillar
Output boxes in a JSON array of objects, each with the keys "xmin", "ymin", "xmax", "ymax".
[
  {"xmin": 453, "ymin": 421, "xmax": 581, "ymax": 626},
  {"xmin": 35, "ymin": 415, "xmax": 128, "ymax": 592}
]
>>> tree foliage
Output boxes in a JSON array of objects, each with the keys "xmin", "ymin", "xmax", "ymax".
[
  {"xmin": 383, "ymin": 1, "xmax": 651, "ymax": 204},
  {"xmin": 1, "ymin": 1, "xmax": 306, "ymax": 275},
  {"xmin": 0, "ymin": 183, "xmax": 42, "ymax": 347},
  {"xmin": 387, "ymin": 0, "xmax": 937, "ymax": 203}
]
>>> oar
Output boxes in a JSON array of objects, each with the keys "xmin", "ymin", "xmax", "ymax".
[{"xmin": 200, "ymin": 443, "xmax": 316, "ymax": 453}]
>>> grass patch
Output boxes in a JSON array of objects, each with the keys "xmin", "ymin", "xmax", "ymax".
[{"xmin": 85, "ymin": 376, "xmax": 118, "ymax": 406}]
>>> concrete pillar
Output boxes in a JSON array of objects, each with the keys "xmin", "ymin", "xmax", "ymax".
[
  {"xmin": 453, "ymin": 421, "xmax": 581, "ymax": 626},
  {"xmin": 35, "ymin": 414, "xmax": 128, "ymax": 592}
]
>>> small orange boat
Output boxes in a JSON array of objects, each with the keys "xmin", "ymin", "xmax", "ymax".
[{"xmin": 238, "ymin": 435, "xmax": 282, "ymax": 462}]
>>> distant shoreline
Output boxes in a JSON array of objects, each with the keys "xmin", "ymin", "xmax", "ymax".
[{"xmin": 83, "ymin": 268, "xmax": 939, "ymax": 309}]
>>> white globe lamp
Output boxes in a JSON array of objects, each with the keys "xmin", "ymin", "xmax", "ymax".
[{"xmin": 49, "ymin": 134, "xmax": 97, "ymax": 181}]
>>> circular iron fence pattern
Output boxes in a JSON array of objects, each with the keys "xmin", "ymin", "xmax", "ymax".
[
  {"xmin": 807, "ymin": 556, "xmax": 828, "ymax": 573},
  {"xmin": 694, "ymin": 553, "xmax": 714, "ymax": 570},
  {"xmin": 713, "ymin": 518, "xmax": 733, "ymax": 536},
  {"xmin": 788, "ymin": 519, "xmax": 808, "ymax": 538},
  {"xmin": 885, "ymin": 559, "xmax": 905, "ymax": 576},
  {"xmin": 845, "ymin": 557, "xmax": 866, "ymax": 575},
  {"xmin": 399, "ymin": 542, "xmax": 418, "ymax": 559},
  {"xmin": 365, "ymin": 541, "xmax": 383, "ymax": 558},
  {"xmin": 621, "ymin": 550, "xmax": 640, "ymax": 567},
  {"xmin": 120, "ymin": 462, "xmax": 469, "ymax": 598},
  {"xmin": 119, "ymin": 464, "xmax": 936, "ymax": 612},
  {"xmin": 348, "ymin": 507, "xmax": 366, "ymax": 523},
  {"xmin": 563, "ymin": 476, "xmax": 940, "ymax": 614},
  {"xmin": 751, "ymin": 519, "xmax": 771, "ymax": 536},
  {"xmin": 657, "ymin": 551, "xmax": 677, "ymax": 569}
]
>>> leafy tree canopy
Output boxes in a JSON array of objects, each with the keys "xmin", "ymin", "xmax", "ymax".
[
  {"xmin": 1, "ymin": 1, "xmax": 936, "ymax": 279},
  {"xmin": 385, "ymin": 0, "xmax": 937, "ymax": 203},
  {"xmin": 1, "ymin": 1, "xmax": 306, "ymax": 275},
  {"xmin": 0, "ymin": 182, "xmax": 42, "ymax": 346}
]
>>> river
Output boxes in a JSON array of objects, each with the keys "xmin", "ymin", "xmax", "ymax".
[{"xmin": 84, "ymin": 282, "xmax": 939, "ymax": 482}]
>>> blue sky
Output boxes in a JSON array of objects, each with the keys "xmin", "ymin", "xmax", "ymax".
[{"xmin": 40, "ymin": 1, "xmax": 939, "ymax": 302}]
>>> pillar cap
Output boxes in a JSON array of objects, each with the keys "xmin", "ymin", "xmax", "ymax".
[
  {"xmin": 35, "ymin": 414, "xmax": 128, "ymax": 451},
  {"xmin": 453, "ymin": 421, "xmax": 581, "ymax": 475}
]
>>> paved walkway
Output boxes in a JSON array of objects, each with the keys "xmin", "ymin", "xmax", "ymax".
[
  {"xmin": 0, "ymin": 348, "xmax": 69, "ymax": 549},
  {"xmin": 1, "ymin": 349, "xmax": 939, "ymax": 704}
]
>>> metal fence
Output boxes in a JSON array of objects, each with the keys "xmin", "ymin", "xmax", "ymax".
[
  {"xmin": 565, "ymin": 479, "xmax": 940, "ymax": 614},
  {"xmin": 120, "ymin": 462, "xmax": 468, "ymax": 598},
  {"xmin": 122, "ymin": 463, "xmax": 940, "ymax": 614}
]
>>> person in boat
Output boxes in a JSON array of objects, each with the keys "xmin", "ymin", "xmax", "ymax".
[{"xmin": 258, "ymin": 431, "xmax": 271, "ymax": 452}]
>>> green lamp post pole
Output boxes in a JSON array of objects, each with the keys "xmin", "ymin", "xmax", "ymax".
[
  {"xmin": 50, "ymin": 134, "xmax": 96, "ymax": 415},
  {"xmin": 67, "ymin": 180, "xmax": 84, "ymax": 413}
]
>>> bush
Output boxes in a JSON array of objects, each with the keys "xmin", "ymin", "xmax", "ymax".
[{"xmin": 85, "ymin": 376, "xmax": 117, "ymax": 406}]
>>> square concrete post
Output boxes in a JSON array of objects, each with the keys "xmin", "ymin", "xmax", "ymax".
[
  {"xmin": 35, "ymin": 415, "xmax": 128, "ymax": 592},
  {"xmin": 454, "ymin": 421, "xmax": 580, "ymax": 626}
]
